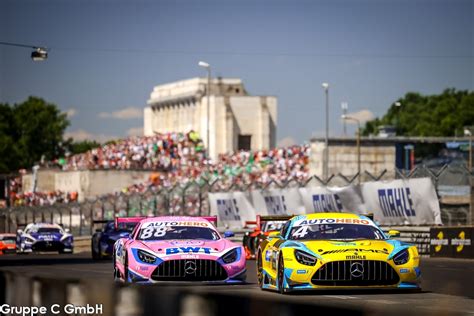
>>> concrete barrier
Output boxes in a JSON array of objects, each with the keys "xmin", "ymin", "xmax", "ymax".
[{"xmin": 0, "ymin": 270, "xmax": 364, "ymax": 316}]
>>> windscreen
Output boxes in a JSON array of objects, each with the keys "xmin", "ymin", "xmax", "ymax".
[
  {"xmin": 288, "ymin": 223, "xmax": 385, "ymax": 241},
  {"xmin": 137, "ymin": 226, "xmax": 220, "ymax": 241},
  {"xmin": 105, "ymin": 221, "xmax": 136, "ymax": 233},
  {"xmin": 0, "ymin": 236, "xmax": 15, "ymax": 243},
  {"xmin": 36, "ymin": 228, "xmax": 62, "ymax": 234}
]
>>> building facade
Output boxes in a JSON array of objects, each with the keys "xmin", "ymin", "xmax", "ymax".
[{"xmin": 144, "ymin": 77, "xmax": 277, "ymax": 159}]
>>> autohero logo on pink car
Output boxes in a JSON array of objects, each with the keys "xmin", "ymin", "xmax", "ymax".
[{"xmin": 165, "ymin": 247, "xmax": 213, "ymax": 255}]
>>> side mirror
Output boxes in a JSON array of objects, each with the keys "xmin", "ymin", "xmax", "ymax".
[
  {"xmin": 17, "ymin": 229, "xmax": 23, "ymax": 234},
  {"xmin": 65, "ymin": 228, "xmax": 70, "ymax": 234},
  {"xmin": 267, "ymin": 231, "xmax": 281, "ymax": 238},
  {"xmin": 387, "ymin": 230, "xmax": 401, "ymax": 238},
  {"xmin": 224, "ymin": 231, "xmax": 235, "ymax": 238}
]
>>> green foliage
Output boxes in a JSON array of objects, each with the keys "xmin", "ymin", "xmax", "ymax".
[
  {"xmin": 0, "ymin": 97, "xmax": 70, "ymax": 172},
  {"xmin": 361, "ymin": 89, "xmax": 474, "ymax": 137},
  {"xmin": 66, "ymin": 140, "xmax": 101, "ymax": 155}
]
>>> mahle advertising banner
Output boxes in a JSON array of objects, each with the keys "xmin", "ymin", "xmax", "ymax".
[
  {"xmin": 299, "ymin": 185, "xmax": 365, "ymax": 214},
  {"xmin": 361, "ymin": 178, "xmax": 442, "ymax": 225},
  {"xmin": 208, "ymin": 177, "xmax": 442, "ymax": 228},
  {"xmin": 250, "ymin": 188, "xmax": 306, "ymax": 216},
  {"xmin": 208, "ymin": 191, "xmax": 256, "ymax": 229}
]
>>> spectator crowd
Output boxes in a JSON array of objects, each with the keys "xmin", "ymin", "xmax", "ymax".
[
  {"xmin": 2, "ymin": 131, "xmax": 310, "ymax": 209},
  {"xmin": 59, "ymin": 131, "xmax": 204, "ymax": 171}
]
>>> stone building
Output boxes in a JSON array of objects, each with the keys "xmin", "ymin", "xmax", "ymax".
[{"xmin": 144, "ymin": 77, "xmax": 277, "ymax": 159}]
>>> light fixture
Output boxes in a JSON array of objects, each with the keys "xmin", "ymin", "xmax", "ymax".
[
  {"xmin": 31, "ymin": 47, "xmax": 48, "ymax": 61},
  {"xmin": 198, "ymin": 61, "xmax": 210, "ymax": 68},
  {"xmin": 0, "ymin": 41, "xmax": 48, "ymax": 61}
]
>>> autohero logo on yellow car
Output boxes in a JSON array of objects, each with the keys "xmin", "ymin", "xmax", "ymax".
[
  {"xmin": 451, "ymin": 231, "xmax": 471, "ymax": 253},
  {"xmin": 295, "ymin": 218, "xmax": 372, "ymax": 226}
]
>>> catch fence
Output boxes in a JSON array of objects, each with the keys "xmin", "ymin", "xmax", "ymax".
[{"xmin": 0, "ymin": 164, "xmax": 471, "ymax": 236}]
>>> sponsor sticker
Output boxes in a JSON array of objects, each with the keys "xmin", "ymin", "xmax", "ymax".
[
  {"xmin": 346, "ymin": 255, "xmax": 366, "ymax": 260},
  {"xmin": 165, "ymin": 247, "xmax": 213, "ymax": 255},
  {"xmin": 293, "ymin": 218, "xmax": 372, "ymax": 227},
  {"xmin": 399, "ymin": 268, "xmax": 410, "ymax": 273},
  {"xmin": 265, "ymin": 250, "xmax": 272, "ymax": 261},
  {"xmin": 296, "ymin": 269, "xmax": 307, "ymax": 274},
  {"xmin": 322, "ymin": 248, "xmax": 389, "ymax": 255},
  {"xmin": 142, "ymin": 221, "xmax": 210, "ymax": 228}
]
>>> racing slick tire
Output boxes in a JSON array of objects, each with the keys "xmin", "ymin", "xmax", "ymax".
[
  {"xmin": 113, "ymin": 251, "xmax": 120, "ymax": 282},
  {"xmin": 91, "ymin": 242, "xmax": 98, "ymax": 260},
  {"xmin": 124, "ymin": 252, "xmax": 130, "ymax": 283},
  {"xmin": 257, "ymin": 250, "xmax": 264, "ymax": 288},
  {"xmin": 277, "ymin": 252, "xmax": 288, "ymax": 294}
]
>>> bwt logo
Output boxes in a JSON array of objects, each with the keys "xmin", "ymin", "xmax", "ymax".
[
  {"xmin": 378, "ymin": 188, "xmax": 416, "ymax": 217},
  {"xmin": 312, "ymin": 194, "xmax": 343, "ymax": 212},
  {"xmin": 216, "ymin": 199, "xmax": 241, "ymax": 220},
  {"xmin": 166, "ymin": 247, "xmax": 212, "ymax": 255},
  {"xmin": 264, "ymin": 196, "xmax": 287, "ymax": 215}
]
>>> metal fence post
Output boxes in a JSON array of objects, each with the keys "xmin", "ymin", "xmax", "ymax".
[{"xmin": 79, "ymin": 205, "xmax": 83, "ymax": 236}]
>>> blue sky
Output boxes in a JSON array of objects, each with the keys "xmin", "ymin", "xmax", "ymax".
[{"xmin": 1, "ymin": 0, "xmax": 472, "ymax": 145}]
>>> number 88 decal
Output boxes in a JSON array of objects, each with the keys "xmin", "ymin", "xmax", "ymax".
[{"xmin": 140, "ymin": 227, "xmax": 168, "ymax": 239}]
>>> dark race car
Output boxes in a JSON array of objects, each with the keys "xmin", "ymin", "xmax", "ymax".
[
  {"xmin": 243, "ymin": 215, "xmax": 293, "ymax": 260},
  {"xmin": 16, "ymin": 223, "xmax": 73, "ymax": 254},
  {"xmin": 91, "ymin": 217, "xmax": 141, "ymax": 260}
]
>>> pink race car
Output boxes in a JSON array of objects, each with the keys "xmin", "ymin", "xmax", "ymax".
[{"xmin": 113, "ymin": 216, "xmax": 246, "ymax": 283}]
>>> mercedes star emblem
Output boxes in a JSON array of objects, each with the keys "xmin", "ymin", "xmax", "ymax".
[
  {"xmin": 184, "ymin": 260, "xmax": 197, "ymax": 274},
  {"xmin": 350, "ymin": 262, "xmax": 364, "ymax": 278}
]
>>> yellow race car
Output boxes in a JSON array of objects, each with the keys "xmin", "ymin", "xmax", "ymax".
[{"xmin": 257, "ymin": 213, "xmax": 421, "ymax": 293}]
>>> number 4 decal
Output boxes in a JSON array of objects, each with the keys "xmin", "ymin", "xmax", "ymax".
[{"xmin": 292, "ymin": 226, "xmax": 308, "ymax": 238}]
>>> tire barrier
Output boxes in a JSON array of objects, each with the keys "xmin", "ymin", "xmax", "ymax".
[
  {"xmin": 0, "ymin": 270, "xmax": 365, "ymax": 316},
  {"xmin": 430, "ymin": 226, "xmax": 473, "ymax": 258}
]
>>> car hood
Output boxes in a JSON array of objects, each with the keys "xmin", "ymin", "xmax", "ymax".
[
  {"xmin": 284, "ymin": 239, "xmax": 410, "ymax": 261},
  {"xmin": 134, "ymin": 239, "xmax": 237, "ymax": 257},
  {"xmin": 29, "ymin": 232, "xmax": 63, "ymax": 241}
]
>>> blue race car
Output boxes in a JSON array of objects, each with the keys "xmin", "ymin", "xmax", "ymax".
[
  {"xmin": 91, "ymin": 218, "xmax": 139, "ymax": 260},
  {"xmin": 16, "ymin": 223, "xmax": 74, "ymax": 254}
]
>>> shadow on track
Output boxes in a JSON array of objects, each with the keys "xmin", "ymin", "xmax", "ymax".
[{"xmin": 0, "ymin": 253, "xmax": 110, "ymax": 267}]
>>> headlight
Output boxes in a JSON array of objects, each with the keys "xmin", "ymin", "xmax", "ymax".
[
  {"xmin": 222, "ymin": 248, "xmax": 240, "ymax": 264},
  {"xmin": 393, "ymin": 249, "xmax": 410, "ymax": 265},
  {"xmin": 61, "ymin": 235, "xmax": 73, "ymax": 242},
  {"xmin": 137, "ymin": 249, "xmax": 157, "ymax": 264},
  {"xmin": 24, "ymin": 236, "xmax": 36, "ymax": 243},
  {"xmin": 294, "ymin": 249, "xmax": 317, "ymax": 266}
]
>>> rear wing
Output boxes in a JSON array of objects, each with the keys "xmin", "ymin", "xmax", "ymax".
[
  {"xmin": 114, "ymin": 216, "xmax": 147, "ymax": 230},
  {"xmin": 200, "ymin": 216, "xmax": 217, "ymax": 227},
  {"xmin": 256, "ymin": 215, "xmax": 293, "ymax": 230},
  {"xmin": 244, "ymin": 220, "xmax": 257, "ymax": 228},
  {"xmin": 92, "ymin": 220, "xmax": 110, "ymax": 225}
]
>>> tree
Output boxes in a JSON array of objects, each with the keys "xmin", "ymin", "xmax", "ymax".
[
  {"xmin": 0, "ymin": 104, "xmax": 20, "ymax": 173},
  {"xmin": 66, "ymin": 140, "xmax": 101, "ymax": 155},
  {"xmin": 362, "ymin": 89, "xmax": 474, "ymax": 137},
  {"xmin": 0, "ymin": 97, "xmax": 70, "ymax": 172}
]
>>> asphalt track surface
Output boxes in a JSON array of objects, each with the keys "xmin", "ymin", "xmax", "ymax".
[{"xmin": 1, "ymin": 253, "xmax": 473, "ymax": 315}]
